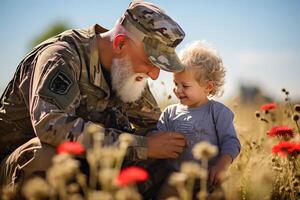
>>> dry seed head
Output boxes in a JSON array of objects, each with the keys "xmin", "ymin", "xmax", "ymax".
[
  {"xmin": 119, "ymin": 133, "xmax": 134, "ymax": 147},
  {"xmin": 285, "ymin": 97, "xmax": 289, "ymax": 102},
  {"xmin": 279, "ymin": 186, "xmax": 285, "ymax": 193},
  {"xmin": 293, "ymin": 180, "xmax": 299, "ymax": 187},
  {"xmin": 68, "ymin": 194, "xmax": 84, "ymax": 200},
  {"xmin": 260, "ymin": 118, "xmax": 269, "ymax": 123},
  {"xmin": 255, "ymin": 111, "xmax": 261, "ymax": 118},
  {"xmin": 89, "ymin": 191, "xmax": 113, "ymax": 200},
  {"xmin": 294, "ymin": 104, "xmax": 300, "ymax": 112},
  {"xmin": 197, "ymin": 190, "xmax": 208, "ymax": 200},
  {"xmin": 22, "ymin": 177, "xmax": 50, "ymax": 200},
  {"xmin": 168, "ymin": 172, "xmax": 188, "ymax": 186},
  {"xmin": 99, "ymin": 147, "xmax": 117, "ymax": 168},
  {"xmin": 285, "ymin": 186, "xmax": 292, "ymax": 193},
  {"xmin": 76, "ymin": 174, "xmax": 87, "ymax": 188},
  {"xmin": 115, "ymin": 187, "xmax": 142, "ymax": 200},
  {"xmin": 99, "ymin": 168, "xmax": 117, "ymax": 189},
  {"xmin": 180, "ymin": 162, "xmax": 201, "ymax": 178},
  {"xmin": 86, "ymin": 123, "xmax": 105, "ymax": 142},
  {"xmin": 199, "ymin": 168, "xmax": 208, "ymax": 179},
  {"xmin": 52, "ymin": 153, "xmax": 71, "ymax": 164},
  {"xmin": 86, "ymin": 123, "xmax": 105, "ymax": 134},
  {"xmin": 165, "ymin": 197, "xmax": 180, "ymax": 200},
  {"xmin": 208, "ymin": 189, "xmax": 225, "ymax": 199},
  {"xmin": 193, "ymin": 141, "xmax": 218, "ymax": 160},
  {"xmin": 1, "ymin": 185, "xmax": 15, "ymax": 200},
  {"xmin": 67, "ymin": 183, "xmax": 80, "ymax": 194},
  {"xmin": 292, "ymin": 114, "xmax": 299, "ymax": 122},
  {"xmin": 47, "ymin": 156, "xmax": 80, "ymax": 187}
]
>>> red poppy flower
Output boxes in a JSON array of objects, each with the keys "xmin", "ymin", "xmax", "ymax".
[
  {"xmin": 289, "ymin": 143, "xmax": 300, "ymax": 153},
  {"xmin": 57, "ymin": 141, "xmax": 85, "ymax": 155},
  {"xmin": 260, "ymin": 102, "xmax": 277, "ymax": 111},
  {"xmin": 272, "ymin": 141, "xmax": 300, "ymax": 157},
  {"xmin": 267, "ymin": 126, "xmax": 294, "ymax": 138},
  {"xmin": 116, "ymin": 166, "xmax": 149, "ymax": 186}
]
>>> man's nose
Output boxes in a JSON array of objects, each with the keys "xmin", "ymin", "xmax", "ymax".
[{"xmin": 147, "ymin": 66, "xmax": 160, "ymax": 80}]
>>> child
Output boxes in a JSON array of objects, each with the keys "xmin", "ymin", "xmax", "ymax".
[{"xmin": 157, "ymin": 41, "xmax": 241, "ymax": 189}]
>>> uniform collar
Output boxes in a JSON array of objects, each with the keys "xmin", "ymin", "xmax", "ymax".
[{"xmin": 88, "ymin": 24, "xmax": 111, "ymax": 98}]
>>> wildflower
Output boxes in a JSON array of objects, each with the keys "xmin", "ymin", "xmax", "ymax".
[
  {"xmin": 272, "ymin": 141, "xmax": 300, "ymax": 157},
  {"xmin": 267, "ymin": 126, "xmax": 294, "ymax": 138},
  {"xmin": 116, "ymin": 166, "xmax": 149, "ymax": 187},
  {"xmin": 260, "ymin": 102, "xmax": 276, "ymax": 111},
  {"xmin": 57, "ymin": 141, "xmax": 85, "ymax": 155},
  {"xmin": 192, "ymin": 141, "xmax": 218, "ymax": 160}
]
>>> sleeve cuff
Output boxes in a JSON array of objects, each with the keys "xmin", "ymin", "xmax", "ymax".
[{"xmin": 130, "ymin": 135, "xmax": 148, "ymax": 160}]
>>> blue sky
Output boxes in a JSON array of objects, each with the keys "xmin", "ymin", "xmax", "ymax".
[{"xmin": 1, "ymin": 0, "xmax": 300, "ymax": 103}]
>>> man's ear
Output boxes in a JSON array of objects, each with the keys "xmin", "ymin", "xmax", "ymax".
[{"xmin": 113, "ymin": 34, "xmax": 126, "ymax": 53}]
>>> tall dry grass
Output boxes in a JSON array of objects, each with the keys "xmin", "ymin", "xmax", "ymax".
[{"xmin": 1, "ymin": 88, "xmax": 300, "ymax": 200}]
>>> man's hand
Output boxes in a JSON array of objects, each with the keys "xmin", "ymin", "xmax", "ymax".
[
  {"xmin": 147, "ymin": 131, "xmax": 186, "ymax": 159},
  {"xmin": 209, "ymin": 154, "xmax": 232, "ymax": 186}
]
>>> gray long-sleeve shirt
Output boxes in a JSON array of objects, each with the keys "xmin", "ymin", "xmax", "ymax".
[{"xmin": 157, "ymin": 100, "xmax": 241, "ymax": 171}]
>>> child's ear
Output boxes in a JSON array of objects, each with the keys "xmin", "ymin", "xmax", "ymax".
[{"xmin": 206, "ymin": 81, "xmax": 215, "ymax": 93}]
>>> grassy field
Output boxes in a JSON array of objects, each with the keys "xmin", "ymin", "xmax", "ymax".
[{"xmin": 1, "ymin": 89, "xmax": 300, "ymax": 200}]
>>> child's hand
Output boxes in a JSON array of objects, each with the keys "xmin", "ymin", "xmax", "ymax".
[{"xmin": 209, "ymin": 154, "xmax": 232, "ymax": 186}]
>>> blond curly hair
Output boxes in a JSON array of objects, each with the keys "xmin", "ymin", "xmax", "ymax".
[{"xmin": 179, "ymin": 41, "xmax": 226, "ymax": 97}]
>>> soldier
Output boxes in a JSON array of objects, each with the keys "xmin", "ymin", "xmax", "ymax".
[{"xmin": 0, "ymin": 1, "xmax": 186, "ymax": 198}]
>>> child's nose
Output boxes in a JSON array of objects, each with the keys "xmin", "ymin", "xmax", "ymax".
[{"xmin": 174, "ymin": 86, "xmax": 181, "ymax": 94}]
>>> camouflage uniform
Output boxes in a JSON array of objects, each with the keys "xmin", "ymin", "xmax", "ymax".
[{"xmin": 0, "ymin": 1, "xmax": 185, "ymax": 198}]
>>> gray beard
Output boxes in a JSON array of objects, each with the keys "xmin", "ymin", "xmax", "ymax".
[{"xmin": 110, "ymin": 57, "xmax": 148, "ymax": 103}]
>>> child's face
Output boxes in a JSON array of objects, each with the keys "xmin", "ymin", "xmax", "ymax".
[{"xmin": 173, "ymin": 71, "xmax": 210, "ymax": 108}]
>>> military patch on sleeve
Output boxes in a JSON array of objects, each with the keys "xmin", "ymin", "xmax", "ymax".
[
  {"xmin": 38, "ymin": 58, "xmax": 80, "ymax": 110},
  {"xmin": 49, "ymin": 71, "xmax": 73, "ymax": 95}
]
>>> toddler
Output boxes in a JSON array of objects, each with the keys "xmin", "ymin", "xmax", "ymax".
[{"xmin": 157, "ymin": 41, "xmax": 241, "ymax": 188}]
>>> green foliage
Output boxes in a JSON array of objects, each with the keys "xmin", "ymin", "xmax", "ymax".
[{"xmin": 30, "ymin": 22, "xmax": 70, "ymax": 48}]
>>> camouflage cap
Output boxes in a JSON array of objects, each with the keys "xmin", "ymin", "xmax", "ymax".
[{"xmin": 119, "ymin": 1, "xmax": 185, "ymax": 72}]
